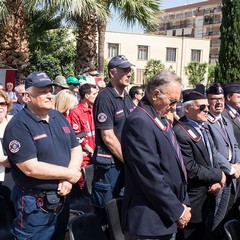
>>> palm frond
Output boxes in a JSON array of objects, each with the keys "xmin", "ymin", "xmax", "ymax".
[
  {"xmin": 114, "ymin": 0, "xmax": 161, "ymax": 31},
  {"xmin": 0, "ymin": 0, "xmax": 10, "ymax": 23}
]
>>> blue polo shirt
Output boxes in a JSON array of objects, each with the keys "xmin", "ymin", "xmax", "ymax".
[
  {"xmin": 93, "ymin": 83, "xmax": 135, "ymax": 153},
  {"xmin": 3, "ymin": 108, "xmax": 79, "ymax": 190}
]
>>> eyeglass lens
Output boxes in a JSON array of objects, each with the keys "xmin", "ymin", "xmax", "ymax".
[
  {"xmin": 199, "ymin": 104, "xmax": 208, "ymax": 111},
  {"xmin": 0, "ymin": 102, "xmax": 7, "ymax": 107}
]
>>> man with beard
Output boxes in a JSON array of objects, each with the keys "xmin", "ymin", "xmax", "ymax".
[{"xmin": 205, "ymin": 83, "xmax": 240, "ymax": 238}]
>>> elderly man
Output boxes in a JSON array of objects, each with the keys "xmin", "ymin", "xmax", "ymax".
[
  {"xmin": 10, "ymin": 84, "xmax": 28, "ymax": 115},
  {"xmin": 3, "ymin": 71, "xmax": 82, "ymax": 240},
  {"xmin": 205, "ymin": 83, "xmax": 240, "ymax": 238},
  {"xmin": 173, "ymin": 85, "xmax": 226, "ymax": 240},
  {"xmin": 122, "ymin": 70, "xmax": 191, "ymax": 240},
  {"xmin": 91, "ymin": 55, "xmax": 135, "ymax": 224}
]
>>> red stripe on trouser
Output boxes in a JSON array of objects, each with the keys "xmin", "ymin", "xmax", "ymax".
[{"xmin": 20, "ymin": 195, "xmax": 24, "ymax": 229}]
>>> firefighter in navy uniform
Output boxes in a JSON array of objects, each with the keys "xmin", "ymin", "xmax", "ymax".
[
  {"xmin": 91, "ymin": 55, "xmax": 135, "ymax": 224},
  {"xmin": 3, "ymin": 71, "xmax": 82, "ymax": 240}
]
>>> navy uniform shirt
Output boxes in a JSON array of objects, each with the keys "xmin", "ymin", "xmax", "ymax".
[
  {"xmin": 9, "ymin": 101, "xmax": 26, "ymax": 115},
  {"xmin": 93, "ymin": 83, "xmax": 135, "ymax": 153},
  {"xmin": 3, "ymin": 108, "xmax": 79, "ymax": 190}
]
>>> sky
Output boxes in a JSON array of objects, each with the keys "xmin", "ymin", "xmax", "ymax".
[{"xmin": 106, "ymin": 0, "xmax": 205, "ymax": 33}]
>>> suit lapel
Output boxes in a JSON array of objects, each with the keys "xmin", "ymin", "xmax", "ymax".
[
  {"xmin": 138, "ymin": 99, "xmax": 184, "ymax": 172},
  {"xmin": 207, "ymin": 114, "xmax": 229, "ymax": 143},
  {"xmin": 178, "ymin": 117, "xmax": 212, "ymax": 166},
  {"xmin": 224, "ymin": 106, "xmax": 240, "ymax": 130}
]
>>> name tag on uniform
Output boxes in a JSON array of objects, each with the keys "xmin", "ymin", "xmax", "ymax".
[
  {"xmin": 115, "ymin": 110, "xmax": 124, "ymax": 118},
  {"xmin": 33, "ymin": 134, "xmax": 47, "ymax": 140},
  {"xmin": 62, "ymin": 127, "xmax": 70, "ymax": 134}
]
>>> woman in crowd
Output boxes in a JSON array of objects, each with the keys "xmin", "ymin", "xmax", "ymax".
[
  {"xmin": 54, "ymin": 89, "xmax": 78, "ymax": 123},
  {"xmin": 0, "ymin": 90, "xmax": 13, "ymax": 171}
]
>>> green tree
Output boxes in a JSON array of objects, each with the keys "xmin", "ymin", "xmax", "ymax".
[
  {"xmin": 207, "ymin": 64, "xmax": 216, "ymax": 85},
  {"xmin": 0, "ymin": 0, "xmax": 105, "ymax": 81},
  {"xmin": 29, "ymin": 29, "xmax": 76, "ymax": 79},
  {"xmin": 185, "ymin": 62, "xmax": 207, "ymax": 87},
  {"xmin": 144, "ymin": 59, "xmax": 164, "ymax": 83},
  {"xmin": 215, "ymin": 0, "xmax": 240, "ymax": 83}
]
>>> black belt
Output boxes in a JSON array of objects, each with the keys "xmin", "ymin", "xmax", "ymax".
[{"xmin": 16, "ymin": 185, "xmax": 65, "ymax": 215}]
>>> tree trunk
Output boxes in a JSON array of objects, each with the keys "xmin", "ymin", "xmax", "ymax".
[
  {"xmin": 0, "ymin": 0, "xmax": 30, "ymax": 83},
  {"xmin": 75, "ymin": 12, "xmax": 97, "ymax": 76},
  {"xmin": 97, "ymin": 20, "xmax": 107, "ymax": 77}
]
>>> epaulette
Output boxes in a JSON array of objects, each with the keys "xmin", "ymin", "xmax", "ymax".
[
  {"xmin": 207, "ymin": 114, "xmax": 219, "ymax": 124},
  {"xmin": 177, "ymin": 123, "xmax": 202, "ymax": 142},
  {"xmin": 154, "ymin": 117, "xmax": 166, "ymax": 131},
  {"xmin": 225, "ymin": 108, "xmax": 238, "ymax": 120}
]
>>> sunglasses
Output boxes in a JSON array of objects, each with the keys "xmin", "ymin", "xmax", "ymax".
[
  {"xmin": 0, "ymin": 102, "xmax": 7, "ymax": 107},
  {"xmin": 199, "ymin": 104, "xmax": 209, "ymax": 111}
]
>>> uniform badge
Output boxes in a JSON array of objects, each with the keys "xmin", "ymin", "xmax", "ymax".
[
  {"xmin": 9, "ymin": 140, "xmax": 21, "ymax": 153},
  {"xmin": 72, "ymin": 124, "xmax": 79, "ymax": 131},
  {"xmin": 62, "ymin": 127, "xmax": 70, "ymax": 134},
  {"xmin": 187, "ymin": 129, "xmax": 197, "ymax": 139},
  {"xmin": 98, "ymin": 113, "xmax": 107, "ymax": 123}
]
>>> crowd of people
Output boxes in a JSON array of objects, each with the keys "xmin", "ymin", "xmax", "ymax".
[{"xmin": 1, "ymin": 55, "xmax": 240, "ymax": 240}]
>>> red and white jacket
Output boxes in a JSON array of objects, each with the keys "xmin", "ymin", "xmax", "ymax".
[{"xmin": 69, "ymin": 102, "xmax": 95, "ymax": 166}]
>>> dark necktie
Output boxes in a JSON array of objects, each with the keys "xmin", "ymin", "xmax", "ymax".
[{"xmin": 200, "ymin": 127, "xmax": 213, "ymax": 167}]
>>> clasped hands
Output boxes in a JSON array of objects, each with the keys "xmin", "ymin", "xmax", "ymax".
[
  {"xmin": 231, "ymin": 163, "xmax": 240, "ymax": 178},
  {"xmin": 208, "ymin": 171, "xmax": 226, "ymax": 195},
  {"xmin": 178, "ymin": 204, "xmax": 191, "ymax": 229}
]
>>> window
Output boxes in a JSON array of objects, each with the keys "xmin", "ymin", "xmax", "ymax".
[
  {"xmin": 136, "ymin": 69, "xmax": 146, "ymax": 84},
  {"xmin": 191, "ymin": 49, "xmax": 201, "ymax": 62},
  {"xmin": 166, "ymin": 48, "xmax": 176, "ymax": 62},
  {"xmin": 108, "ymin": 43, "xmax": 119, "ymax": 58},
  {"xmin": 138, "ymin": 45, "xmax": 148, "ymax": 60}
]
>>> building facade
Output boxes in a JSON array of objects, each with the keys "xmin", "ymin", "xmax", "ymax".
[
  {"xmin": 105, "ymin": 31, "xmax": 210, "ymax": 88},
  {"xmin": 157, "ymin": 0, "xmax": 221, "ymax": 65}
]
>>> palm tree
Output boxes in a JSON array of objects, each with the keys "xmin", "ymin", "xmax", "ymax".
[
  {"xmin": 74, "ymin": 0, "xmax": 160, "ymax": 77},
  {"xmin": 0, "ymin": 0, "xmax": 30, "ymax": 80},
  {"xmin": 97, "ymin": 0, "xmax": 161, "ymax": 76},
  {"xmin": 0, "ymin": 0, "xmax": 105, "ymax": 81}
]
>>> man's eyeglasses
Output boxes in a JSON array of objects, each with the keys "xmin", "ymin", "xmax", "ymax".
[
  {"xmin": 199, "ymin": 104, "xmax": 209, "ymax": 111},
  {"xmin": 208, "ymin": 98, "xmax": 224, "ymax": 103},
  {"xmin": 0, "ymin": 102, "xmax": 7, "ymax": 107},
  {"xmin": 168, "ymin": 99, "xmax": 178, "ymax": 106}
]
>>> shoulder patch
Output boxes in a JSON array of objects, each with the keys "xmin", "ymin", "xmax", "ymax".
[
  {"xmin": 72, "ymin": 124, "xmax": 79, "ymax": 131},
  {"xmin": 9, "ymin": 140, "xmax": 21, "ymax": 153},
  {"xmin": 98, "ymin": 113, "xmax": 107, "ymax": 123},
  {"xmin": 187, "ymin": 129, "xmax": 197, "ymax": 138}
]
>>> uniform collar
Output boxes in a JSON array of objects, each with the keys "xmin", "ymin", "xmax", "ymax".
[
  {"xmin": 138, "ymin": 96, "xmax": 169, "ymax": 131},
  {"xmin": 186, "ymin": 117, "xmax": 204, "ymax": 131},
  {"xmin": 24, "ymin": 107, "xmax": 55, "ymax": 122},
  {"xmin": 78, "ymin": 102, "xmax": 93, "ymax": 112},
  {"xmin": 207, "ymin": 112, "xmax": 221, "ymax": 123},
  {"xmin": 107, "ymin": 82, "xmax": 129, "ymax": 99}
]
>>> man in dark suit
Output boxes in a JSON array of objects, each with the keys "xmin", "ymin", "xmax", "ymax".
[
  {"xmin": 122, "ymin": 70, "xmax": 191, "ymax": 240},
  {"xmin": 173, "ymin": 85, "xmax": 226, "ymax": 240},
  {"xmin": 222, "ymin": 83, "xmax": 240, "ymax": 146},
  {"xmin": 206, "ymin": 83, "xmax": 240, "ymax": 238}
]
